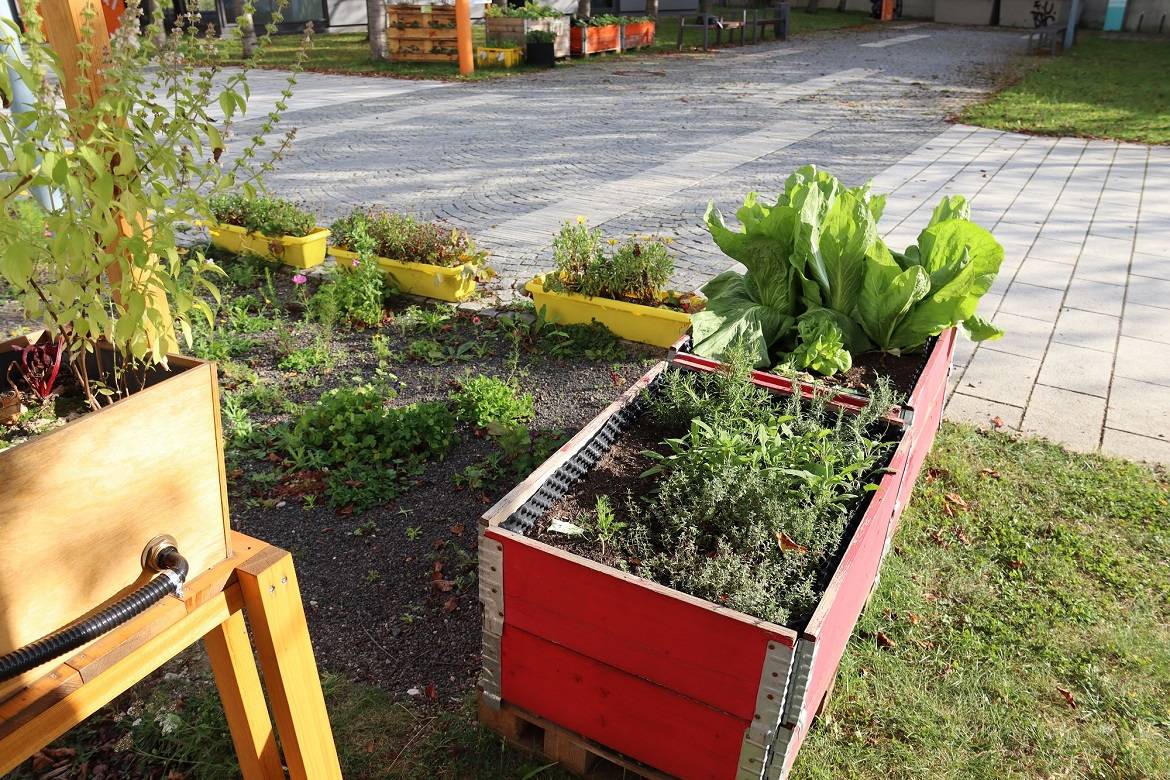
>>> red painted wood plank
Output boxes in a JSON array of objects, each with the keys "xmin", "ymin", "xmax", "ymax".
[
  {"xmin": 501, "ymin": 625, "xmax": 746, "ymax": 780},
  {"xmin": 795, "ymin": 466, "xmax": 901, "ymax": 724},
  {"xmin": 491, "ymin": 528, "xmax": 794, "ymax": 722}
]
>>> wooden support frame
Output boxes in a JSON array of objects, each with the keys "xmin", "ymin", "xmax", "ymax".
[{"xmin": 0, "ymin": 533, "xmax": 341, "ymax": 779}]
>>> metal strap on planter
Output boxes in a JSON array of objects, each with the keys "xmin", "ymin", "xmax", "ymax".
[
  {"xmin": 736, "ymin": 639, "xmax": 797, "ymax": 779},
  {"xmin": 780, "ymin": 639, "xmax": 817, "ymax": 727},
  {"xmin": 503, "ymin": 391, "xmax": 648, "ymax": 533},
  {"xmin": 478, "ymin": 531, "xmax": 504, "ymax": 709}
]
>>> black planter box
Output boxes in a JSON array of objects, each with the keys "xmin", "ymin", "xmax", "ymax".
[{"xmin": 526, "ymin": 41, "xmax": 556, "ymax": 67}]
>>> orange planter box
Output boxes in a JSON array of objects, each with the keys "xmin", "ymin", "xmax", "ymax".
[
  {"xmin": 621, "ymin": 20, "xmax": 655, "ymax": 49},
  {"xmin": 570, "ymin": 23, "xmax": 621, "ymax": 55}
]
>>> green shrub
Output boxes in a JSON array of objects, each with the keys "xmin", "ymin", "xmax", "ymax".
[
  {"xmin": 288, "ymin": 384, "xmax": 456, "ymax": 469},
  {"xmin": 453, "ymin": 375, "xmax": 534, "ymax": 429},
  {"xmin": 544, "ymin": 219, "xmax": 674, "ymax": 305},
  {"xmin": 329, "ymin": 207, "xmax": 489, "ymax": 271},
  {"xmin": 485, "ymin": 1, "xmax": 560, "ymax": 18},
  {"xmin": 325, "ymin": 461, "xmax": 409, "ymax": 512},
  {"xmin": 209, "ymin": 193, "xmax": 317, "ymax": 238}
]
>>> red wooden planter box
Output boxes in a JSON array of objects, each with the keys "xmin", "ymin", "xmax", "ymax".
[
  {"xmin": 478, "ymin": 343, "xmax": 952, "ymax": 778},
  {"xmin": 570, "ymin": 23, "xmax": 622, "ymax": 56},
  {"xmin": 621, "ymin": 20, "xmax": 655, "ymax": 49}
]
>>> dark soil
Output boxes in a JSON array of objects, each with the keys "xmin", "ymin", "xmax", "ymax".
[
  {"xmin": 780, "ymin": 341, "xmax": 932, "ymax": 398},
  {"xmin": 206, "ymin": 266, "xmax": 660, "ymax": 705},
  {"xmin": 530, "ymin": 420, "xmax": 676, "ymax": 566}
]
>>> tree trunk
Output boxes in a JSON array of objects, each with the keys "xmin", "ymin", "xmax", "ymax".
[
  {"xmin": 646, "ymin": 0, "xmax": 658, "ymax": 20},
  {"xmin": 367, "ymin": 0, "xmax": 388, "ymax": 59},
  {"xmin": 240, "ymin": 12, "xmax": 257, "ymax": 57},
  {"xmin": 577, "ymin": 0, "xmax": 591, "ymax": 20}
]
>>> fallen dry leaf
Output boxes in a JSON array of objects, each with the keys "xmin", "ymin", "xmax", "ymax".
[
  {"xmin": 991, "ymin": 415, "xmax": 1005, "ymax": 429},
  {"xmin": 876, "ymin": 632, "xmax": 897, "ymax": 649},
  {"xmin": 943, "ymin": 502, "xmax": 956, "ymax": 518},
  {"xmin": 944, "ymin": 492, "xmax": 969, "ymax": 510},
  {"xmin": 979, "ymin": 468, "xmax": 1002, "ymax": 480},
  {"xmin": 432, "ymin": 579, "xmax": 455, "ymax": 593},
  {"xmin": 425, "ymin": 682, "xmax": 438, "ymax": 701},
  {"xmin": 955, "ymin": 527, "xmax": 971, "ymax": 545},
  {"xmin": 906, "ymin": 612, "xmax": 920, "ymax": 625},
  {"xmin": 442, "ymin": 596, "xmax": 458, "ymax": 613},
  {"xmin": 775, "ymin": 532, "xmax": 809, "ymax": 554},
  {"xmin": 1057, "ymin": 687, "xmax": 1077, "ymax": 709},
  {"xmin": 450, "ymin": 523, "xmax": 465, "ymax": 537}
]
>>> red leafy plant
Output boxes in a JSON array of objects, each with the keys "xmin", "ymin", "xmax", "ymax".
[{"xmin": 12, "ymin": 336, "xmax": 65, "ymax": 401}]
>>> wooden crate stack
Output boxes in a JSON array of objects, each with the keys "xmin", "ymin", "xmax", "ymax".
[{"xmin": 387, "ymin": 3, "xmax": 459, "ymax": 63}]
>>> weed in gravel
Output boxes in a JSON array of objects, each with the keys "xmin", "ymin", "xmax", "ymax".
[
  {"xmin": 540, "ymin": 320, "xmax": 626, "ymax": 361},
  {"xmin": 277, "ymin": 342, "xmax": 335, "ymax": 373},
  {"xmin": 452, "ymin": 374, "xmax": 534, "ymax": 429}
]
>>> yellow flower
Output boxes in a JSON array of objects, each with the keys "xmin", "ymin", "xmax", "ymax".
[
  {"xmin": 607, "ymin": 238, "xmax": 618, "ymax": 245},
  {"xmin": 575, "ymin": 215, "xmax": 587, "ymax": 225}
]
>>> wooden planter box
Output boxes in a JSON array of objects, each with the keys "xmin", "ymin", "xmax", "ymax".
[
  {"xmin": 621, "ymin": 20, "xmax": 655, "ymax": 50},
  {"xmin": 387, "ymin": 3, "xmax": 459, "ymax": 62},
  {"xmin": 478, "ymin": 350, "xmax": 949, "ymax": 778},
  {"xmin": 331, "ymin": 246, "xmax": 480, "ymax": 302},
  {"xmin": 484, "ymin": 16, "xmax": 571, "ymax": 58},
  {"xmin": 570, "ymin": 23, "xmax": 621, "ymax": 56},
  {"xmin": 208, "ymin": 222, "xmax": 330, "ymax": 269},
  {"xmin": 0, "ymin": 335, "xmax": 232, "ymax": 699},
  {"xmin": 525, "ymin": 275, "xmax": 692, "ymax": 349}
]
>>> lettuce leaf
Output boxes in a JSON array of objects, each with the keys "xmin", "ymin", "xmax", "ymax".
[{"xmin": 791, "ymin": 309, "xmax": 852, "ymax": 376}]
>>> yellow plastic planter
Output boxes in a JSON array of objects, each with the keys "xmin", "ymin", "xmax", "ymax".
[
  {"xmin": 525, "ymin": 275, "xmax": 692, "ymax": 349},
  {"xmin": 475, "ymin": 46, "xmax": 524, "ymax": 68},
  {"xmin": 332, "ymin": 247, "xmax": 478, "ymax": 302},
  {"xmin": 208, "ymin": 223, "xmax": 331, "ymax": 269}
]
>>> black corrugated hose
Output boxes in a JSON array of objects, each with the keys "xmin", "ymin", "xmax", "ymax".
[{"xmin": 0, "ymin": 546, "xmax": 189, "ymax": 682}]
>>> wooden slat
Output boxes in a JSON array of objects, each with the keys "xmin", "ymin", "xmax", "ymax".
[
  {"xmin": 501, "ymin": 627, "xmax": 746, "ymax": 780},
  {"xmin": 0, "ymin": 353, "xmax": 231, "ymax": 697},
  {"xmin": 0, "ymin": 588, "xmax": 236, "ymax": 776},
  {"xmin": 204, "ymin": 609, "xmax": 284, "ymax": 780},
  {"xmin": 238, "ymin": 547, "xmax": 341, "ymax": 780},
  {"xmin": 495, "ymin": 528, "xmax": 795, "ymax": 722}
]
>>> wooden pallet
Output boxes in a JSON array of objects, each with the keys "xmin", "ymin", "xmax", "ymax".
[
  {"xmin": 387, "ymin": 4, "xmax": 458, "ymax": 62},
  {"xmin": 479, "ymin": 695, "xmax": 673, "ymax": 780}
]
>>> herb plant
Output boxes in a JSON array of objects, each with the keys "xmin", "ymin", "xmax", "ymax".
[
  {"xmin": 544, "ymin": 219, "xmax": 676, "ymax": 306},
  {"xmin": 526, "ymin": 29, "xmax": 557, "ymax": 43},
  {"xmin": 209, "ymin": 193, "xmax": 317, "ymax": 238},
  {"xmin": 581, "ymin": 343, "xmax": 894, "ymax": 624},
  {"xmin": 693, "ymin": 166, "xmax": 1005, "ymax": 374},
  {"xmin": 485, "ymin": 1, "xmax": 561, "ymax": 18},
  {"xmin": 329, "ymin": 207, "xmax": 491, "ymax": 277}
]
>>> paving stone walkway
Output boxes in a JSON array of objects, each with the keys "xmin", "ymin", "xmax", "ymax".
[
  {"xmin": 872, "ymin": 125, "xmax": 1170, "ymax": 464},
  {"xmin": 227, "ymin": 23, "xmax": 1168, "ymax": 464}
]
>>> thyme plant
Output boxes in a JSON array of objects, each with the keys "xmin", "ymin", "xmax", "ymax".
[{"xmin": 0, "ymin": 0, "xmax": 308, "ymax": 409}]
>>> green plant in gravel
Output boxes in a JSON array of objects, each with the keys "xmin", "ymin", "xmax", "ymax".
[
  {"xmin": 284, "ymin": 384, "xmax": 456, "ymax": 509},
  {"xmin": 277, "ymin": 342, "xmax": 334, "ymax": 373},
  {"xmin": 545, "ymin": 218, "xmax": 675, "ymax": 306},
  {"xmin": 540, "ymin": 320, "xmax": 627, "ymax": 361},
  {"xmin": 406, "ymin": 338, "xmax": 447, "ymax": 364},
  {"xmin": 310, "ymin": 229, "xmax": 386, "ymax": 328},
  {"xmin": 613, "ymin": 342, "xmax": 895, "ymax": 624},
  {"xmin": 396, "ymin": 304, "xmax": 454, "ymax": 335},
  {"xmin": 209, "ymin": 193, "xmax": 317, "ymax": 238},
  {"xmin": 452, "ymin": 374, "xmax": 534, "ymax": 429},
  {"xmin": 694, "ymin": 166, "xmax": 1005, "ymax": 374}
]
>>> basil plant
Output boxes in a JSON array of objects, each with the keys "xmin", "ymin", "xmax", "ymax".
[{"xmin": 692, "ymin": 166, "xmax": 1004, "ymax": 374}]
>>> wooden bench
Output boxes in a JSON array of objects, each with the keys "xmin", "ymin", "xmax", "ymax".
[
  {"xmin": 1028, "ymin": 23, "xmax": 1067, "ymax": 54},
  {"xmin": 676, "ymin": 12, "xmax": 748, "ymax": 50},
  {"xmin": 751, "ymin": 0, "xmax": 789, "ymax": 43}
]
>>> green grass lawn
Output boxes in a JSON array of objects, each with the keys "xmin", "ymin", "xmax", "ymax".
[
  {"xmin": 16, "ymin": 423, "xmax": 1169, "ymax": 779},
  {"xmin": 212, "ymin": 8, "xmax": 874, "ymax": 81},
  {"xmin": 960, "ymin": 36, "xmax": 1170, "ymax": 145}
]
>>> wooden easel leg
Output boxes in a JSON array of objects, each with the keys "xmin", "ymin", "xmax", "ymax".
[
  {"xmin": 204, "ymin": 610, "xmax": 285, "ymax": 780},
  {"xmin": 237, "ymin": 548, "xmax": 342, "ymax": 780}
]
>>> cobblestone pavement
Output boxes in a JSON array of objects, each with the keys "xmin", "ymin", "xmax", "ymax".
[
  {"xmin": 228, "ymin": 23, "xmax": 1169, "ymax": 465},
  {"xmin": 233, "ymin": 21, "xmax": 1021, "ymax": 292}
]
